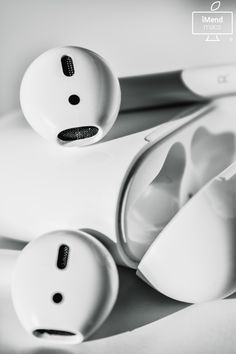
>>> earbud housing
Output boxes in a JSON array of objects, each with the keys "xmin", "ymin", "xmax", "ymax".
[
  {"xmin": 20, "ymin": 46, "xmax": 121, "ymax": 147},
  {"xmin": 11, "ymin": 230, "xmax": 119, "ymax": 344}
]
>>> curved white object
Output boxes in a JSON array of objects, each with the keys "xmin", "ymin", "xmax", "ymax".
[
  {"xmin": 182, "ymin": 64, "xmax": 236, "ymax": 98},
  {"xmin": 11, "ymin": 230, "xmax": 119, "ymax": 344},
  {"xmin": 20, "ymin": 46, "xmax": 121, "ymax": 147},
  {"xmin": 138, "ymin": 162, "xmax": 236, "ymax": 303}
]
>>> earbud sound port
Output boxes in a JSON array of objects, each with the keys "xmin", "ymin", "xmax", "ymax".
[
  {"xmin": 68, "ymin": 95, "xmax": 80, "ymax": 105},
  {"xmin": 52, "ymin": 292, "xmax": 63, "ymax": 304}
]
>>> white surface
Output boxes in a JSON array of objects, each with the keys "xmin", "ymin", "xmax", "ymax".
[{"xmin": 0, "ymin": 108, "xmax": 147, "ymax": 267}]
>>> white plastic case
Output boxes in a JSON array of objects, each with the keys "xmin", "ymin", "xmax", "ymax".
[{"xmin": 138, "ymin": 161, "xmax": 236, "ymax": 303}]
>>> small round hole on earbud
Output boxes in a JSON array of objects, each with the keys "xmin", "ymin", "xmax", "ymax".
[
  {"xmin": 52, "ymin": 293, "xmax": 63, "ymax": 304},
  {"xmin": 68, "ymin": 95, "xmax": 80, "ymax": 105}
]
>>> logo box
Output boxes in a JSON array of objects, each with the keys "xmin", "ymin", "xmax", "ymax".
[{"xmin": 192, "ymin": 11, "xmax": 233, "ymax": 35}]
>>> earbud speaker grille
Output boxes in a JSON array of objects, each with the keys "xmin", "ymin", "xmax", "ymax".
[
  {"xmin": 61, "ymin": 55, "xmax": 75, "ymax": 77},
  {"xmin": 57, "ymin": 126, "xmax": 99, "ymax": 141}
]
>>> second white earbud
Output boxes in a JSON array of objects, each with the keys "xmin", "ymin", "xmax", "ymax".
[{"xmin": 11, "ymin": 229, "xmax": 119, "ymax": 344}]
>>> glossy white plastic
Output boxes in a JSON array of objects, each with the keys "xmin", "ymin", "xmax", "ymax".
[
  {"xmin": 182, "ymin": 64, "xmax": 236, "ymax": 98},
  {"xmin": 138, "ymin": 162, "xmax": 236, "ymax": 303},
  {"xmin": 11, "ymin": 230, "xmax": 119, "ymax": 344},
  {"xmin": 20, "ymin": 46, "xmax": 121, "ymax": 147}
]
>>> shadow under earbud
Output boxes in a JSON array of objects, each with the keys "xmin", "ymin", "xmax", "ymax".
[
  {"xmin": 26, "ymin": 349, "xmax": 72, "ymax": 354},
  {"xmin": 103, "ymin": 104, "xmax": 194, "ymax": 143},
  {"xmin": 89, "ymin": 266, "xmax": 189, "ymax": 340}
]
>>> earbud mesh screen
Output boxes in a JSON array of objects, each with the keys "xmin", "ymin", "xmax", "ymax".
[
  {"xmin": 61, "ymin": 55, "xmax": 75, "ymax": 77},
  {"xmin": 33, "ymin": 329, "xmax": 76, "ymax": 337},
  {"xmin": 57, "ymin": 126, "xmax": 99, "ymax": 141}
]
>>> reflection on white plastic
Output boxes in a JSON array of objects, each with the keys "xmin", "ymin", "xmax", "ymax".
[
  {"xmin": 20, "ymin": 46, "xmax": 121, "ymax": 147},
  {"xmin": 11, "ymin": 230, "xmax": 119, "ymax": 344},
  {"xmin": 145, "ymin": 103, "xmax": 213, "ymax": 143},
  {"xmin": 138, "ymin": 162, "xmax": 236, "ymax": 303},
  {"xmin": 122, "ymin": 106, "xmax": 235, "ymax": 262},
  {"xmin": 182, "ymin": 64, "xmax": 236, "ymax": 98}
]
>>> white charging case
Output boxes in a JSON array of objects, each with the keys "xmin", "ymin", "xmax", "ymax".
[
  {"xmin": 0, "ymin": 97, "xmax": 236, "ymax": 273},
  {"xmin": 138, "ymin": 160, "xmax": 236, "ymax": 303}
]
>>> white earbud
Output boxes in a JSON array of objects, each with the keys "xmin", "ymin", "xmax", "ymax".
[
  {"xmin": 20, "ymin": 45, "xmax": 236, "ymax": 147},
  {"xmin": 11, "ymin": 230, "xmax": 119, "ymax": 344},
  {"xmin": 20, "ymin": 46, "xmax": 121, "ymax": 147}
]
